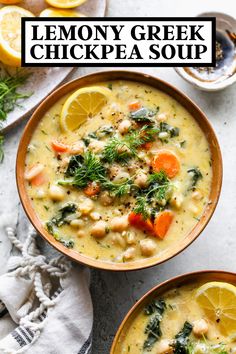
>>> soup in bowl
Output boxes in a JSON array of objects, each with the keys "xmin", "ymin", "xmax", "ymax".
[
  {"xmin": 111, "ymin": 271, "xmax": 236, "ymax": 353},
  {"xmin": 16, "ymin": 71, "xmax": 222, "ymax": 270}
]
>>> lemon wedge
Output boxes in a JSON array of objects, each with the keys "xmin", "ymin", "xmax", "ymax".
[
  {"xmin": 196, "ymin": 281, "xmax": 236, "ymax": 336},
  {"xmin": 60, "ymin": 86, "xmax": 112, "ymax": 132},
  {"xmin": 0, "ymin": 6, "xmax": 34, "ymax": 67},
  {"xmin": 39, "ymin": 8, "xmax": 86, "ymax": 17},
  {"xmin": 45, "ymin": 0, "xmax": 87, "ymax": 9}
]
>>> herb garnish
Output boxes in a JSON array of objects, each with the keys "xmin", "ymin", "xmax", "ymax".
[
  {"xmin": 133, "ymin": 171, "xmax": 171, "ymax": 219},
  {"xmin": 143, "ymin": 299, "xmax": 166, "ymax": 350},
  {"xmin": 0, "ymin": 71, "xmax": 32, "ymax": 162},
  {"xmin": 103, "ymin": 125, "xmax": 159, "ymax": 164}
]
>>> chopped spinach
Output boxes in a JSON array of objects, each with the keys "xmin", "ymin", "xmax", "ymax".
[
  {"xmin": 65, "ymin": 155, "xmax": 84, "ymax": 177},
  {"xmin": 130, "ymin": 107, "xmax": 158, "ymax": 123},
  {"xmin": 173, "ymin": 321, "xmax": 193, "ymax": 354},
  {"xmin": 159, "ymin": 122, "xmax": 180, "ymax": 138},
  {"xmin": 143, "ymin": 299, "xmax": 166, "ymax": 351},
  {"xmin": 187, "ymin": 167, "xmax": 203, "ymax": 189},
  {"xmin": 46, "ymin": 203, "xmax": 77, "ymax": 231}
]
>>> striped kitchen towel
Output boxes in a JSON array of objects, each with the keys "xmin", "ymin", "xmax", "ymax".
[{"xmin": 0, "ymin": 219, "xmax": 93, "ymax": 354}]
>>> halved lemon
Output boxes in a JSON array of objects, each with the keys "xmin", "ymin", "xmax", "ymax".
[
  {"xmin": 60, "ymin": 86, "xmax": 112, "ymax": 132},
  {"xmin": 45, "ymin": 0, "xmax": 87, "ymax": 9},
  {"xmin": 0, "ymin": 6, "xmax": 34, "ymax": 67},
  {"xmin": 39, "ymin": 7, "xmax": 86, "ymax": 17},
  {"xmin": 196, "ymin": 282, "xmax": 236, "ymax": 336},
  {"xmin": 0, "ymin": 0, "xmax": 21, "ymax": 4}
]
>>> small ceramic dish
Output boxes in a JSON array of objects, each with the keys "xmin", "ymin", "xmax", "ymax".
[
  {"xmin": 16, "ymin": 70, "xmax": 222, "ymax": 271},
  {"xmin": 175, "ymin": 12, "xmax": 236, "ymax": 91},
  {"xmin": 111, "ymin": 270, "xmax": 236, "ymax": 353}
]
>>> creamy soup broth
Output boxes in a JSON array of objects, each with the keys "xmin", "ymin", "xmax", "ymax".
[{"xmin": 25, "ymin": 80, "xmax": 212, "ymax": 263}]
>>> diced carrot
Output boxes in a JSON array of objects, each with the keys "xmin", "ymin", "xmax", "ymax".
[
  {"xmin": 153, "ymin": 210, "xmax": 174, "ymax": 239},
  {"xmin": 51, "ymin": 140, "xmax": 68, "ymax": 153},
  {"xmin": 151, "ymin": 150, "xmax": 180, "ymax": 178},
  {"xmin": 128, "ymin": 212, "xmax": 154, "ymax": 235},
  {"xmin": 31, "ymin": 172, "xmax": 47, "ymax": 186},
  {"xmin": 83, "ymin": 182, "xmax": 101, "ymax": 197},
  {"xmin": 141, "ymin": 142, "xmax": 153, "ymax": 150},
  {"xmin": 128, "ymin": 101, "xmax": 141, "ymax": 111}
]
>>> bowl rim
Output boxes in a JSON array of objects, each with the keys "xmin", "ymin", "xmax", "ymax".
[
  {"xmin": 16, "ymin": 69, "xmax": 223, "ymax": 271},
  {"xmin": 110, "ymin": 269, "xmax": 236, "ymax": 353}
]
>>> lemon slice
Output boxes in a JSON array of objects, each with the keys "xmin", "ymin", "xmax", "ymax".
[
  {"xmin": 0, "ymin": 0, "xmax": 21, "ymax": 3},
  {"xmin": 39, "ymin": 8, "xmax": 86, "ymax": 17},
  {"xmin": 60, "ymin": 86, "xmax": 112, "ymax": 132},
  {"xmin": 0, "ymin": 6, "xmax": 34, "ymax": 67},
  {"xmin": 196, "ymin": 281, "xmax": 236, "ymax": 336},
  {"xmin": 45, "ymin": 0, "xmax": 87, "ymax": 9}
]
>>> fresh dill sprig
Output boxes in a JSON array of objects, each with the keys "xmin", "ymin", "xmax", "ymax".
[
  {"xmin": 101, "ymin": 177, "xmax": 134, "ymax": 197},
  {"xmin": 133, "ymin": 171, "xmax": 171, "ymax": 219},
  {"xmin": 133, "ymin": 196, "xmax": 149, "ymax": 219},
  {"xmin": 59, "ymin": 152, "xmax": 106, "ymax": 188},
  {"xmin": 102, "ymin": 136, "xmax": 135, "ymax": 163},
  {"xmin": 0, "ymin": 72, "xmax": 32, "ymax": 121},
  {"xmin": 103, "ymin": 125, "xmax": 159, "ymax": 164}
]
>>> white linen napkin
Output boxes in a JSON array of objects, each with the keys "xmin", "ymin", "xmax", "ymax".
[{"xmin": 0, "ymin": 216, "xmax": 93, "ymax": 354}]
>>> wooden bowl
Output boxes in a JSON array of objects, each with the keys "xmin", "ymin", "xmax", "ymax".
[
  {"xmin": 16, "ymin": 70, "xmax": 223, "ymax": 271},
  {"xmin": 111, "ymin": 270, "xmax": 236, "ymax": 353}
]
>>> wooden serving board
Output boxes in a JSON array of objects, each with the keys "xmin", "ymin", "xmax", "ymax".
[{"xmin": 0, "ymin": 0, "xmax": 107, "ymax": 132}]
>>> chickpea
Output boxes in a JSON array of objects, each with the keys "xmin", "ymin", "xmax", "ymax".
[
  {"xmin": 134, "ymin": 171, "xmax": 148, "ymax": 188},
  {"xmin": 118, "ymin": 119, "xmax": 131, "ymax": 134},
  {"xmin": 193, "ymin": 319, "xmax": 208, "ymax": 336},
  {"xmin": 126, "ymin": 232, "xmax": 136, "ymax": 245},
  {"xmin": 77, "ymin": 230, "xmax": 86, "ymax": 238},
  {"xmin": 110, "ymin": 215, "xmax": 129, "ymax": 232},
  {"xmin": 61, "ymin": 157, "xmax": 70, "ymax": 168},
  {"xmin": 25, "ymin": 163, "xmax": 44, "ymax": 181},
  {"xmin": 112, "ymin": 234, "xmax": 126, "ymax": 248},
  {"xmin": 35, "ymin": 189, "xmax": 46, "ymax": 199},
  {"xmin": 90, "ymin": 212, "xmax": 101, "ymax": 221},
  {"xmin": 123, "ymin": 247, "xmax": 136, "ymax": 261},
  {"xmin": 109, "ymin": 165, "xmax": 121, "ymax": 179},
  {"xmin": 88, "ymin": 140, "xmax": 105, "ymax": 153},
  {"xmin": 189, "ymin": 203, "xmax": 200, "ymax": 215},
  {"xmin": 91, "ymin": 220, "xmax": 107, "ymax": 238},
  {"xmin": 157, "ymin": 113, "xmax": 168, "ymax": 122},
  {"xmin": 192, "ymin": 190, "xmax": 203, "ymax": 200},
  {"xmin": 113, "ymin": 171, "xmax": 130, "ymax": 183},
  {"xmin": 156, "ymin": 339, "xmax": 173, "ymax": 354},
  {"xmin": 70, "ymin": 219, "xmax": 84, "ymax": 229},
  {"xmin": 99, "ymin": 191, "xmax": 114, "ymax": 206},
  {"xmin": 48, "ymin": 185, "xmax": 65, "ymax": 201},
  {"xmin": 170, "ymin": 193, "xmax": 183, "ymax": 209},
  {"xmin": 79, "ymin": 198, "xmax": 94, "ymax": 215},
  {"xmin": 69, "ymin": 141, "xmax": 84, "ymax": 155},
  {"xmin": 140, "ymin": 239, "xmax": 156, "ymax": 257}
]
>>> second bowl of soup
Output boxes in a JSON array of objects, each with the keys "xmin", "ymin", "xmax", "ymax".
[
  {"xmin": 16, "ymin": 71, "xmax": 222, "ymax": 270},
  {"xmin": 111, "ymin": 271, "xmax": 236, "ymax": 353}
]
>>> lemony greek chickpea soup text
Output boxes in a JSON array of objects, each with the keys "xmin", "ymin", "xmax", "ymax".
[{"xmin": 25, "ymin": 80, "xmax": 212, "ymax": 263}]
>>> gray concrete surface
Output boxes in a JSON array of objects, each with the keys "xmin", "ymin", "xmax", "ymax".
[{"xmin": 0, "ymin": 1, "xmax": 236, "ymax": 353}]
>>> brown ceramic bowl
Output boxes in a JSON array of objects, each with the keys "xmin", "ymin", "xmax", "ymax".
[
  {"xmin": 111, "ymin": 270, "xmax": 236, "ymax": 353},
  {"xmin": 16, "ymin": 70, "xmax": 223, "ymax": 271}
]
